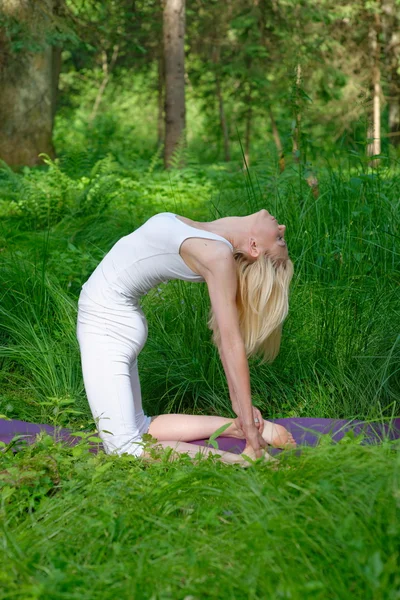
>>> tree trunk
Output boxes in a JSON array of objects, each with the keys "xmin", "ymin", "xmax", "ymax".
[
  {"xmin": 388, "ymin": 74, "xmax": 400, "ymax": 145},
  {"xmin": 214, "ymin": 64, "xmax": 230, "ymax": 162},
  {"xmin": 211, "ymin": 45, "xmax": 230, "ymax": 161},
  {"xmin": 157, "ymin": 52, "xmax": 164, "ymax": 148},
  {"xmin": 367, "ymin": 13, "xmax": 381, "ymax": 165},
  {"xmin": 292, "ymin": 63, "xmax": 302, "ymax": 163},
  {"xmin": 382, "ymin": 0, "xmax": 400, "ymax": 146},
  {"xmin": 0, "ymin": 0, "xmax": 61, "ymax": 167},
  {"xmin": 243, "ymin": 88, "xmax": 252, "ymax": 168},
  {"xmin": 268, "ymin": 107, "xmax": 285, "ymax": 172},
  {"xmin": 51, "ymin": 45, "xmax": 62, "ymax": 127},
  {"xmin": 88, "ymin": 45, "xmax": 119, "ymax": 125},
  {"xmin": 163, "ymin": 0, "xmax": 186, "ymax": 169}
]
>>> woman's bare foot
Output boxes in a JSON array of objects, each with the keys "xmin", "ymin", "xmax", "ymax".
[
  {"xmin": 261, "ymin": 421, "xmax": 296, "ymax": 449},
  {"xmin": 231, "ymin": 417, "xmax": 296, "ymax": 450}
]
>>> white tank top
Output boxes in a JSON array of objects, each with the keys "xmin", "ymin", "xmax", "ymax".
[{"xmin": 80, "ymin": 212, "xmax": 233, "ymax": 307}]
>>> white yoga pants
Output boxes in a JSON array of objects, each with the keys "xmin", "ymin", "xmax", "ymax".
[{"xmin": 77, "ymin": 293, "xmax": 152, "ymax": 457}]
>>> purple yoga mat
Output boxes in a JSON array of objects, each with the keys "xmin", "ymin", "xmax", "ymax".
[{"xmin": 1, "ymin": 417, "xmax": 399, "ymax": 455}]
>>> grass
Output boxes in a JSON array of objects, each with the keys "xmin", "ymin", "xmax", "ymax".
[
  {"xmin": 0, "ymin": 149, "xmax": 399, "ymax": 598},
  {"xmin": 0, "ymin": 434, "xmax": 399, "ymax": 599},
  {"xmin": 2, "ymin": 153, "xmax": 398, "ymax": 423}
]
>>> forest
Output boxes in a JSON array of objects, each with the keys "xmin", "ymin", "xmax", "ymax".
[{"xmin": 0, "ymin": 1, "xmax": 399, "ymax": 598}]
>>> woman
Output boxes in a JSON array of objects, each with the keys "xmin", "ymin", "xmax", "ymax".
[{"xmin": 77, "ymin": 210, "xmax": 295, "ymax": 465}]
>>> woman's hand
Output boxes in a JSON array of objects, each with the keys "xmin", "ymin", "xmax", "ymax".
[
  {"xmin": 241, "ymin": 422, "xmax": 267, "ymax": 457},
  {"xmin": 252, "ymin": 406, "xmax": 264, "ymax": 435},
  {"xmin": 234, "ymin": 407, "xmax": 264, "ymax": 436}
]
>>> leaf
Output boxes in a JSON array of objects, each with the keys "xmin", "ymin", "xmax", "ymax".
[
  {"xmin": 94, "ymin": 461, "xmax": 113, "ymax": 473},
  {"xmin": 71, "ymin": 445, "xmax": 85, "ymax": 457},
  {"xmin": 91, "ymin": 461, "xmax": 113, "ymax": 482},
  {"xmin": 1, "ymin": 486, "xmax": 16, "ymax": 502},
  {"xmin": 206, "ymin": 422, "xmax": 233, "ymax": 450}
]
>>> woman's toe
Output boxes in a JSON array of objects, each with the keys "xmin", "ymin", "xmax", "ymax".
[{"xmin": 273, "ymin": 427, "xmax": 296, "ymax": 448}]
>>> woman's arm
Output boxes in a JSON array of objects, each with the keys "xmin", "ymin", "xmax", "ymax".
[
  {"xmin": 201, "ymin": 245, "xmax": 267, "ymax": 456},
  {"xmin": 218, "ymin": 341, "xmax": 265, "ymax": 437}
]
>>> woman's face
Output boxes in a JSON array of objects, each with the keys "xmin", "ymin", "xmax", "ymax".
[{"xmin": 249, "ymin": 209, "xmax": 288, "ymax": 261}]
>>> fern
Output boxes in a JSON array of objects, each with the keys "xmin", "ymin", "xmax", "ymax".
[
  {"xmin": 168, "ymin": 136, "xmax": 189, "ymax": 170},
  {"xmin": 147, "ymin": 144, "xmax": 164, "ymax": 176},
  {"xmin": 89, "ymin": 153, "xmax": 121, "ymax": 179},
  {"xmin": 59, "ymin": 151, "xmax": 96, "ymax": 179}
]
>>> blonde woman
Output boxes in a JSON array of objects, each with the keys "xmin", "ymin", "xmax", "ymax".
[{"xmin": 77, "ymin": 210, "xmax": 295, "ymax": 466}]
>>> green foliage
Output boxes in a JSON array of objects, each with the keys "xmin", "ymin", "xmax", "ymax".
[
  {"xmin": 0, "ymin": 151, "xmax": 398, "ymax": 425},
  {"xmin": 0, "ymin": 151, "xmax": 218, "ymax": 230},
  {"xmin": 0, "ymin": 437, "xmax": 399, "ymax": 598},
  {"xmin": 0, "ymin": 254, "xmax": 86, "ymax": 423},
  {"xmin": 0, "ymin": 1, "xmax": 79, "ymax": 64},
  {"xmin": 0, "ymin": 13, "xmax": 44, "ymax": 55}
]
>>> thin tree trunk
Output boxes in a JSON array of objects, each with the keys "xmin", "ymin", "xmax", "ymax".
[
  {"xmin": 268, "ymin": 107, "xmax": 285, "ymax": 172},
  {"xmin": 88, "ymin": 44, "xmax": 119, "ymax": 125},
  {"xmin": 244, "ymin": 89, "xmax": 252, "ymax": 168},
  {"xmin": 0, "ymin": 0, "xmax": 60, "ymax": 166},
  {"xmin": 216, "ymin": 73, "xmax": 230, "ymax": 162},
  {"xmin": 367, "ymin": 13, "xmax": 381, "ymax": 165},
  {"xmin": 212, "ymin": 45, "xmax": 230, "ymax": 161},
  {"xmin": 372, "ymin": 66, "xmax": 382, "ymax": 159},
  {"xmin": 157, "ymin": 52, "xmax": 164, "ymax": 147},
  {"xmin": 382, "ymin": 0, "xmax": 400, "ymax": 146},
  {"xmin": 51, "ymin": 45, "xmax": 62, "ymax": 128},
  {"xmin": 292, "ymin": 63, "xmax": 301, "ymax": 163},
  {"xmin": 388, "ymin": 79, "xmax": 400, "ymax": 145},
  {"xmin": 163, "ymin": 0, "xmax": 186, "ymax": 169}
]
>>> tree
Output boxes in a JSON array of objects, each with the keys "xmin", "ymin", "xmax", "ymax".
[
  {"xmin": 382, "ymin": 0, "xmax": 400, "ymax": 146},
  {"xmin": 367, "ymin": 7, "xmax": 382, "ymax": 163},
  {"xmin": 163, "ymin": 0, "xmax": 186, "ymax": 168},
  {"xmin": 0, "ymin": 0, "xmax": 63, "ymax": 166}
]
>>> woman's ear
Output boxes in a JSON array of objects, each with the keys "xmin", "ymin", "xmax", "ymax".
[{"xmin": 249, "ymin": 237, "xmax": 260, "ymax": 259}]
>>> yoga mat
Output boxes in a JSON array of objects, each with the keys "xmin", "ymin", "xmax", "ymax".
[{"xmin": 1, "ymin": 417, "xmax": 399, "ymax": 455}]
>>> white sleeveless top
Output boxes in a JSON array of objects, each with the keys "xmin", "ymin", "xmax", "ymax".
[{"xmin": 80, "ymin": 212, "xmax": 233, "ymax": 308}]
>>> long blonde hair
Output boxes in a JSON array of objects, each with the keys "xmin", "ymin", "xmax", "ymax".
[{"xmin": 208, "ymin": 251, "xmax": 294, "ymax": 363}]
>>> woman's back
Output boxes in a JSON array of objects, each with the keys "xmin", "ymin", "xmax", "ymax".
[{"xmin": 79, "ymin": 212, "xmax": 233, "ymax": 308}]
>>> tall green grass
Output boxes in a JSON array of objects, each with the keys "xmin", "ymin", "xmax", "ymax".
[
  {"xmin": 0, "ymin": 254, "xmax": 85, "ymax": 425},
  {"xmin": 0, "ymin": 434, "xmax": 399, "ymax": 599},
  {"xmin": 0, "ymin": 155, "xmax": 399, "ymax": 426}
]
